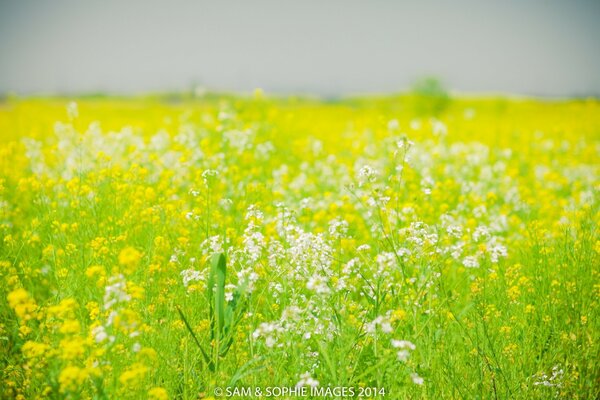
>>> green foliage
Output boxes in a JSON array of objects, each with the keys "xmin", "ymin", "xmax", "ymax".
[
  {"xmin": 411, "ymin": 77, "xmax": 451, "ymax": 116},
  {"xmin": 178, "ymin": 253, "xmax": 244, "ymax": 372}
]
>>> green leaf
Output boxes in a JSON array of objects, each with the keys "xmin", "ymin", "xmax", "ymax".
[
  {"xmin": 212, "ymin": 252, "xmax": 227, "ymax": 338},
  {"xmin": 175, "ymin": 306, "xmax": 214, "ymax": 371}
]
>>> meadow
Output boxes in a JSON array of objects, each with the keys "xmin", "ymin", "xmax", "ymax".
[{"xmin": 0, "ymin": 92, "xmax": 598, "ymax": 399}]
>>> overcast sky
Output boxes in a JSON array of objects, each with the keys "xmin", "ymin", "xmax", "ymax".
[{"xmin": 1, "ymin": 0, "xmax": 599, "ymax": 96}]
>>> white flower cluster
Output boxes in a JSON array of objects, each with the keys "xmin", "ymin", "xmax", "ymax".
[
  {"xmin": 180, "ymin": 269, "xmax": 204, "ymax": 288},
  {"xmin": 92, "ymin": 275, "xmax": 140, "ymax": 351},
  {"xmin": 252, "ymin": 322, "xmax": 284, "ymax": 348},
  {"xmin": 365, "ymin": 313, "xmax": 393, "ymax": 334},
  {"xmin": 532, "ymin": 365, "xmax": 564, "ymax": 388},
  {"xmin": 296, "ymin": 372, "xmax": 319, "ymax": 388},
  {"xmin": 103, "ymin": 274, "xmax": 131, "ymax": 310},
  {"xmin": 391, "ymin": 339, "xmax": 416, "ymax": 362}
]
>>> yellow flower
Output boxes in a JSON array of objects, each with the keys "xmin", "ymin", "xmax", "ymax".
[
  {"xmin": 47, "ymin": 298, "xmax": 78, "ymax": 319},
  {"xmin": 21, "ymin": 341, "xmax": 50, "ymax": 359},
  {"xmin": 59, "ymin": 337, "xmax": 86, "ymax": 360},
  {"xmin": 85, "ymin": 265, "xmax": 105, "ymax": 279},
  {"xmin": 507, "ymin": 285, "xmax": 521, "ymax": 302},
  {"xmin": 7, "ymin": 288, "xmax": 37, "ymax": 320},
  {"xmin": 119, "ymin": 362, "xmax": 148, "ymax": 388},
  {"xmin": 524, "ymin": 304, "xmax": 535, "ymax": 314},
  {"xmin": 86, "ymin": 301, "xmax": 100, "ymax": 320},
  {"xmin": 138, "ymin": 347, "xmax": 158, "ymax": 365},
  {"xmin": 59, "ymin": 319, "xmax": 81, "ymax": 335},
  {"xmin": 148, "ymin": 387, "xmax": 169, "ymax": 400},
  {"xmin": 390, "ymin": 309, "xmax": 407, "ymax": 322},
  {"xmin": 119, "ymin": 246, "xmax": 142, "ymax": 273},
  {"xmin": 18, "ymin": 325, "xmax": 33, "ymax": 337},
  {"xmin": 59, "ymin": 366, "xmax": 89, "ymax": 393}
]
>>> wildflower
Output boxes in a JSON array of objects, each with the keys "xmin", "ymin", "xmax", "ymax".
[
  {"xmin": 92, "ymin": 325, "xmax": 113, "ymax": 343},
  {"xmin": 365, "ymin": 314, "xmax": 393, "ymax": 334},
  {"xmin": 180, "ymin": 269, "xmax": 203, "ymax": 288},
  {"xmin": 532, "ymin": 365, "xmax": 564, "ymax": 388},
  {"xmin": 118, "ymin": 247, "xmax": 142, "ymax": 271},
  {"xmin": 357, "ymin": 165, "xmax": 377, "ymax": 186},
  {"xmin": 59, "ymin": 337, "xmax": 86, "ymax": 360},
  {"xmin": 201, "ymin": 235, "xmax": 224, "ymax": 255},
  {"xmin": 252, "ymin": 322, "xmax": 283, "ymax": 348},
  {"xmin": 201, "ymin": 169, "xmax": 219, "ymax": 186},
  {"xmin": 59, "ymin": 319, "xmax": 81, "ymax": 335},
  {"xmin": 21, "ymin": 341, "xmax": 50, "ymax": 359},
  {"xmin": 391, "ymin": 340, "xmax": 416, "ymax": 350},
  {"xmin": 462, "ymin": 256, "xmax": 479, "ymax": 268},
  {"xmin": 66, "ymin": 102, "xmax": 79, "ymax": 119},
  {"xmin": 148, "ymin": 387, "xmax": 169, "ymax": 400},
  {"xmin": 119, "ymin": 362, "xmax": 149, "ymax": 388},
  {"xmin": 296, "ymin": 372, "xmax": 319, "ymax": 388},
  {"xmin": 7, "ymin": 288, "xmax": 37, "ymax": 320},
  {"xmin": 411, "ymin": 373, "xmax": 424, "ymax": 385},
  {"xmin": 306, "ymin": 274, "xmax": 331, "ymax": 294},
  {"xmin": 59, "ymin": 366, "xmax": 89, "ymax": 393},
  {"xmin": 328, "ymin": 218, "xmax": 349, "ymax": 239},
  {"xmin": 103, "ymin": 275, "xmax": 131, "ymax": 310},
  {"xmin": 225, "ymin": 284, "xmax": 236, "ymax": 302},
  {"xmin": 489, "ymin": 243, "xmax": 508, "ymax": 263}
]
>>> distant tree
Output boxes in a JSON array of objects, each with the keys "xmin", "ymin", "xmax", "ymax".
[{"xmin": 411, "ymin": 77, "xmax": 451, "ymax": 116}]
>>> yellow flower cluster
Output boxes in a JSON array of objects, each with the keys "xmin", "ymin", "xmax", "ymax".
[{"xmin": 7, "ymin": 288, "xmax": 37, "ymax": 321}]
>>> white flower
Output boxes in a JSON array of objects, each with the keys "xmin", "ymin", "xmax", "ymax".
[
  {"xmin": 410, "ymin": 119, "xmax": 421, "ymax": 130},
  {"xmin": 252, "ymin": 322, "xmax": 283, "ymax": 348},
  {"xmin": 225, "ymin": 284, "xmax": 236, "ymax": 302},
  {"xmin": 446, "ymin": 225, "xmax": 463, "ymax": 238},
  {"xmin": 421, "ymin": 176, "xmax": 434, "ymax": 195},
  {"xmin": 103, "ymin": 275, "xmax": 131, "ymax": 310},
  {"xmin": 201, "ymin": 169, "xmax": 219, "ymax": 186},
  {"xmin": 296, "ymin": 372, "xmax": 319, "ymax": 388},
  {"xmin": 489, "ymin": 243, "xmax": 508, "ymax": 263},
  {"xmin": 397, "ymin": 350, "xmax": 410, "ymax": 362},
  {"xmin": 411, "ymin": 373, "xmax": 424, "ymax": 385},
  {"xmin": 532, "ymin": 364, "xmax": 564, "ymax": 388},
  {"xmin": 180, "ymin": 269, "xmax": 203, "ymax": 287},
  {"xmin": 365, "ymin": 314, "xmax": 393, "ymax": 334},
  {"xmin": 473, "ymin": 226, "xmax": 490, "ymax": 242},
  {"xmin": 243, "ymin": 230, "xmax": 265, "ymax": 262},
  {"xmin": 201, "ymin": 235, "xmax": 224, "ymax": 255},
  {"xmin": 306, "ymin": 275, "xmax": 331, "ymax": 294},
  {"xmin": 462, "ymin": 255, "xmax": 479, "ymax": 268},
  {"xmin": 237, "ymin": 268, "xmax": 259, "ymax": 293},
  {"xmin": 431, "ymin": 119, "xmax": 447, "ymax": 136},
  {"xmin": 245, "ymin": 204, "xmax": 264, "ymax": 222},
  {"xmin": 357, "ymin": 244, "xmax": 371, "ymax": 252},
  {"xmin": 391, "ymin": 340, "xmax": 416, "ymax": 350},
  {"xmin": 328, "ymin": 218, "xmax": 349, "ymax": 238},
  {"xmin": 92, "ymin": 325, "xmax": 108, "ymax": 343},
  {"xmin": 66, "ymin": 102, "xmax": 79, "ymax": 119},
  {"xmin": 357, "ymin": 165, "xmax": 377, "ymax": 186}
]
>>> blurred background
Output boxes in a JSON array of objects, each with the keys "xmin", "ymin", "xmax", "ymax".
[{"xmin": 1, "ymin": 0, "xmax": 599, "ymax": 97}]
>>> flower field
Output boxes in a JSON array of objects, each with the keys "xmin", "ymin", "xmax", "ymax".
[{"xmin": 0, "ymin": 94, "xmax": 598, "ymax": 399}]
